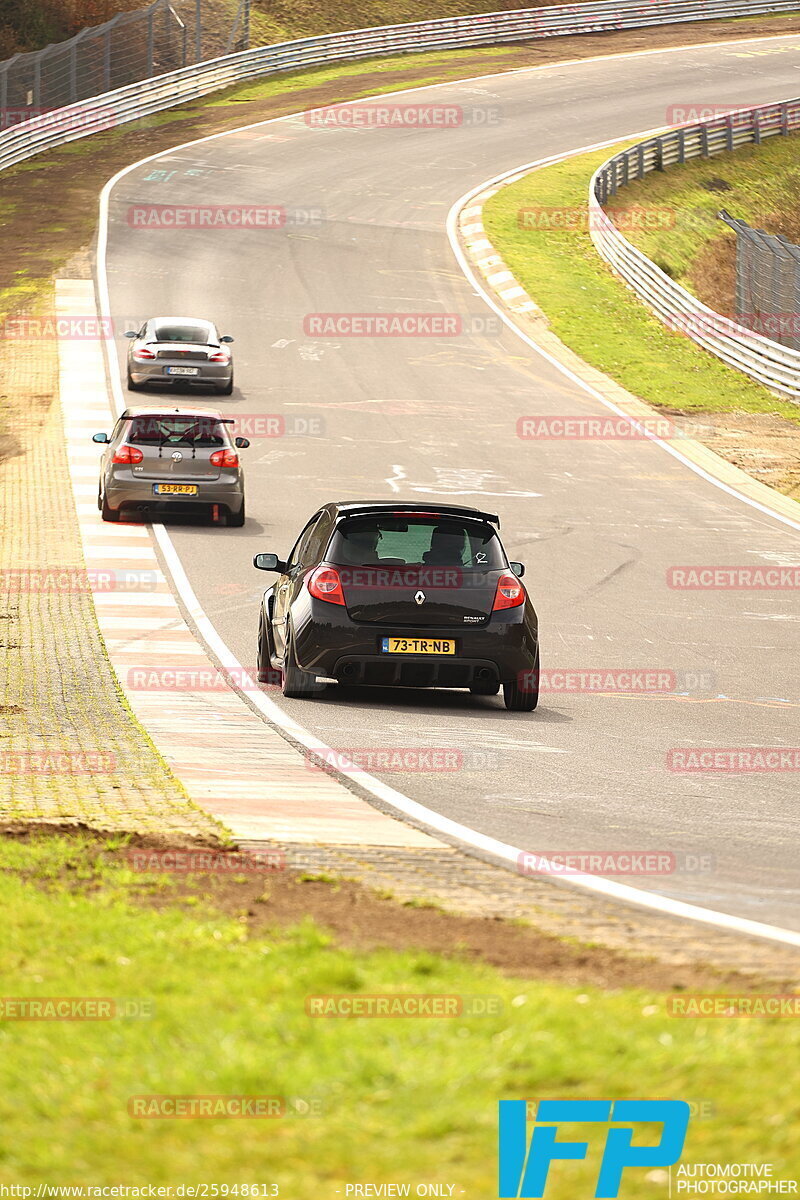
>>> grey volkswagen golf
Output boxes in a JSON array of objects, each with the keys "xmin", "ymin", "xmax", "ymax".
[
  {"xmin": 94, "ymin": 406, "xmax": 249, "ymax": 525},
  {"xmin": 125, "ymin": 317, "xmax": 234, "ymax": 394}
]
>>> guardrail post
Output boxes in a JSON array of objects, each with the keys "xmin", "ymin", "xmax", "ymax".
[
  {"xmin": 655, "ymin": 137, "xmax": 664, "ymax": 172},
  {"xmin": 725, "ymin": 115, "xmax": 734, "ymax": 151},
  {"xmin": 636, "ymin": 142, "xmax": 645, "ymax": 179},
  {"xmin": 780, "ymin": 103, "xmax": 789, "ymax": 135},
  {"xmin": 753, "ymin": 110, "xmax": 761, "ymax": 146},
  {"xmin": 677, "ymin": 128, "xmax": 685, "ymax": 164},
  {"xmin": 622, "ymin": 152, "xmax": 629, "ymax": 187},
  {"xmin": 700, "ymin": 124, "xmax": 709, "ymax": 159}
]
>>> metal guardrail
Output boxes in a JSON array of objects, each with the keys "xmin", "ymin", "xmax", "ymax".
[
  {"xmin": 1, "ymin": 0, "xmax": 799, "ymax": 178},
  {"xmin": 590, "ymin": 101, "xmax": 800, "ymax": 399}
]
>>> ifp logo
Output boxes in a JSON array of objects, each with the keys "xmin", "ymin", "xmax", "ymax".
[{"xmin": 498, "ymin": 1099, "xmax": 690, "ymax": 1197}]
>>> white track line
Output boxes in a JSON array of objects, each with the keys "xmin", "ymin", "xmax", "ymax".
[{"xmin": 96, "ymin": 35, "xmax": 800, "ymax": 947}]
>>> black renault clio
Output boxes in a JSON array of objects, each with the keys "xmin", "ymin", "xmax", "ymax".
[{"xmin": 254, "ymin": 502, "xmax": 539, "ymax": 711}]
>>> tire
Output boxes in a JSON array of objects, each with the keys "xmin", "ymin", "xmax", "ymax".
[
  {"xmin": 100, "ymin": 490, "xmax": 119, "ymax": 522},
  {"xmin": 216, "ymin": 375, "xmax": 234, "ymax": 396},
  {"xmin": 126, "ymin": 369, "xmax": 140, "ymax": 391},
  {"xmin": 503, "ymin": 651, "xmax": 539, "ymax": 712},
  {"xmin": 281, "ymin": 626, "xmax": 316, "ymax": 699},
  {"xmin": 226, "ymin": 496, "xmax": 245, "ymax": 527},
  {"xmin": 470, "ymin": 681, "xmax": 500, "ymax": 696}
]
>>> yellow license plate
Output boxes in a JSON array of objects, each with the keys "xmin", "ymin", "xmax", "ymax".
[
  {"xmin": 381, "ymin": 637, "xmax": 456, "ymax": 655},
  {"xmin": 153, "ymin": 484, "xmax": 198, "ymax": 495}
]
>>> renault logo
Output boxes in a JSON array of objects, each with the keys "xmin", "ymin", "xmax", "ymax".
[
  {"xmin": 171, "ymin": 451, "xmax": 183, "ymax": 462},
  {"xmin": 414, "ymin": 590, "xmax": 425, "ymax": 605}
]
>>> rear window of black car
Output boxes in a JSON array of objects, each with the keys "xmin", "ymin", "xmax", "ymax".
[
  {"xmin": 127, "ymin": 417, "xmax": 228, "ymax": 447},
  {"xmin": 152, "ymin": 324, "xmax": 212, "ymax": 344},
  {"xmin": 327, "ymin": 516, "xmax": 505, "ymax": 569}
]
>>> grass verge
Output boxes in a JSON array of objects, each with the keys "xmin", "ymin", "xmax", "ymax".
[
  {"xmin": 0, "ymin": 831, "xmax": 798, "ymax": 1188},
  {"xmin": 481, "ymin": 143, "xmax": 800, "ymax": 425}
]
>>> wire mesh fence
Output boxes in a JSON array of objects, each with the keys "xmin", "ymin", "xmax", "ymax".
[
  {"xmin": 719, "ymin": 210, "xmax": 800, "ymax": 352},
  {"xmin": 0, "ymin": 0, "xmax": 248, "ymax": 126}
]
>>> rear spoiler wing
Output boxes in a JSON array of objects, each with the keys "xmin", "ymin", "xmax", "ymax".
[{"xmin": 336, "ymin": 503, "xmax": 500, "ymax": 528}]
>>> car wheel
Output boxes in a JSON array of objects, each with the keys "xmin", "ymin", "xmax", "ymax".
[
  {"xmin": 216, "ymin": 375, "xmax": 234, "ymax": 396},
  {"xmin": 126, "ymin": 369, "xmax": 140, "ymax": 391},
  {"xmin": 100, "ymin": 490, "xmax": 119, "ymax": 522},
  {"xmin": 470, "ymin": 681, "xmax": 500, "ymax": 696},
  {"xmin": 281, "ymin": 626, "xmax": 316, "ymax": 699},
  {"xmin": 226, "ymin": 496, "xmax": 245, "ymax": 527},
  {"xmin": 502, "ymin": 651, "xmax": 539, "ymax": 712}
]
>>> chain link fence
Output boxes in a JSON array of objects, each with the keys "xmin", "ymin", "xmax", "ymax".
[
  {"xmin": 0, "ymin": 0, "xmax": 248, "ymax": 124},
  {"xmin": 719, "ymin": 210, "xmax": 800, "ymax": 352}
]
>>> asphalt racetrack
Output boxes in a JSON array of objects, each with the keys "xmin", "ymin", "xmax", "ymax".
[{"xmin": 103, "ymin": 35, "xmax": 800, "ymax": 930}]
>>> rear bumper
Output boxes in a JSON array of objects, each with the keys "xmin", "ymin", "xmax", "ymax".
[
  {"xmin": 105, "ymin": 478, "xmax": 243, "ymax": 515},
  {"xmin": 129, "ymin": 362, "xmax": 232, "ymax": 387},
  {"xmin": 293, "ymin": 603, "xmax": 538, "ymax": 686}
]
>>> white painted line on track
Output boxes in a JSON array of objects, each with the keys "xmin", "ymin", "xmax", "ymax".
[{"xmin": 95, "ymin": 35, "xmax": 800, "ymax": 947}]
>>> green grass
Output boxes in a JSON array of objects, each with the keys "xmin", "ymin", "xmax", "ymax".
[
  {"xmin": 482, "ymin": 143, "xmax": 800, "ymax": 424},
  {"xmin": 0, "ymin": 833, "xmax": 799, "ymax": 1189},
  {"xmin": 605, "ymin": 132, "xmax": 800, "ymax": 290}
]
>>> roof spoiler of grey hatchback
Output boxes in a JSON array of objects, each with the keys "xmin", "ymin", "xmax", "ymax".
[{"xmin": 336, "ymin": 503, "xmax": 500, "ymax": 528}]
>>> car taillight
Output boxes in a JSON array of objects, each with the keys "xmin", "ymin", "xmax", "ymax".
[
  {"xmin": 208, "ymin": 349, "xmax": 230, "ymax": 363},
  {"xmin": 112, "ymin": 444, "xmax": 143, "ymax": 465},
  {"xmin": 210, "ymin": 449, "xmax": 239, "ymax": 468},
  {"xmin": 132, "ymin": 347, "xmax": 156, "ymax": 361},
  {"xmin": 307, "ymin": 566, "xmax": 345, "ymax": 606},
  {"xmin": 492, "ymin": 572, "xmax": 525, "ymax": 611}
]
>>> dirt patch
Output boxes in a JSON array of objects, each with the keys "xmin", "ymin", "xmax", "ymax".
[
  {"xmin": 2, "ymin": 826, "xmax": 792, "ymax": 992},
  {"xmin": 0, "ymin": 820, "xmax": 224, "ymax": 849},
  {"xmin": 664, "ymin": 408, "xmax": 800, "ymax": 499}
]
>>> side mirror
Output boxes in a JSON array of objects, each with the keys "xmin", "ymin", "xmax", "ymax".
[
  {"xmin": 234, "ymin": 436, "xmax": 250, "ymax": 449},
  {"xmin": 93, "ymin": 432, "xmax": 110, "ymax": 443},
  {"xmin": 254, "ymin": 552, "xmax": 286, "ymax": 573},
  {"xmin": 509, "ymin": 561, "xmax": 525, "ymax": 578},
  {"xmin": 220, "ymin": 335, "xmax": 234, "ymax": 344},
  {"xmin": 124, "ymin": 330, "xmax": 137, "ymax": 339}
]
